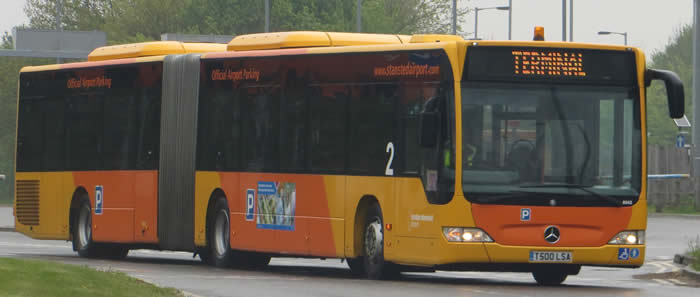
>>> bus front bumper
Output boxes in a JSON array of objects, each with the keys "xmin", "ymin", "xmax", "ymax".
[{"xmin": 431, "ymin": 241, "xmax": 644, "ymax": 269}]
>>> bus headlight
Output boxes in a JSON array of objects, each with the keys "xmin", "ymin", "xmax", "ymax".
[
  {"xmin": 608, "ymin": 230, "xmax": 645, "ymax": 245},
  {"xmin": 442, "ymin": 227, "xmax": 493, "ymax": 242}
]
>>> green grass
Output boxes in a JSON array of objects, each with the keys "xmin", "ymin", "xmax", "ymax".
[
  {"xmin": 648, "ymin": 195, "xmax": 700, "ymax": 215},
  {"xmin": 688, "ymin": 237, "xmax": 700, "ymax": 271},
  {"xmin": 692, "ymin": 250, "xmax": 700, "ymax": 271},
  {"xmin": 0, "ymin": 258, "xmax": 183, "ymax": 297}
]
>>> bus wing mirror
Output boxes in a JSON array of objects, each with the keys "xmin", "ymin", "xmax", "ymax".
[
  {"xmin": 646, "ymin": 69, "xmax": 685, "ymax": 119},
  {"xmin": 419, "ymin": 111, "xmax": 439, "ymax": 148}
]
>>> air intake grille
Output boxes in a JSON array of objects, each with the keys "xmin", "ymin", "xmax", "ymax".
[{"xmin": 16, "ymin": 180, "xmax": 40, "ymax": 226}]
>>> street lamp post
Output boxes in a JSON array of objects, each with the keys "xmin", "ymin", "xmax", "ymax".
[
  {"xmin": 508, "ymin": 0, "xmax": 512, "ymax": 40},
  {"xmin": 598, "ymin": 31, "xmax": 628, "ymax": 46},
  {"xmin": 265, "ymin": 0, "xmax": 270, "ymax": 32},
  {"xmin": 452, "ymin": 0, "xmax": 457, "ymax": 35},
  {"xmin": 474, "ymin": 6, "xmax": 510, "ymax": 40}
]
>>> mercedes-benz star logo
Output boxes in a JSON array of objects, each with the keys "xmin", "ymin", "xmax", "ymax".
[{"xmin": 544, "ymin": 226, "xmax": 561, "ymax": 244}]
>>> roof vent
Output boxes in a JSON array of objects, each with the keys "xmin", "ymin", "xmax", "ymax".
[
  {"xmin": 88, "ymin": 41, "xmax": 226, "ymax": 61},
  {"xmin": 226, "ymin": 31, "xmax": 406, "ymax": 51}
]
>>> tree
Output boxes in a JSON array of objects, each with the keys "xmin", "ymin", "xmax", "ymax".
[
  {"xmin": 1, "ymin": 32, "xmax": 12, "ymax": 49},
  {"xmin": 646, "ymin": 25, "xmax": 693, "ymax": 146},
  {"xmin": 24, "ymin": 0, "xmax": 469, "ymax": 44},
  {"xmin": 24, "ymin": 0, "xmax": 111, "ymax": 31}
]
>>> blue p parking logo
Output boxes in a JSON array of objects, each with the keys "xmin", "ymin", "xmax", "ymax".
[
  {"xmin": 245, "ymin": 189, "xmax": 255, "ymax": 221},
  {"xmin": 95, "ymin": 185, "xmax": 103, "ymax": 215},
  {"xmin": 520, "ymin": 208, "xmax": 531, "ymax": 221}
]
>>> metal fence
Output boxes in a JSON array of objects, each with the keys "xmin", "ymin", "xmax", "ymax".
[{"xmin": 647, "ymin": 145, "xmax": 696, "ymax": 211}]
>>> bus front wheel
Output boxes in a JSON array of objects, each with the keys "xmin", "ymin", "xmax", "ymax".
[
  {"xmin": 362, "ymin": 203, "xmax": 397, "ymax": 280},
  {"xmin": 532, "ymin": 269, "xmax": 568, "ymax": 286},
  {"xmin": 346, "ymin": 258, "xmax": 364, "ymax": 276}
]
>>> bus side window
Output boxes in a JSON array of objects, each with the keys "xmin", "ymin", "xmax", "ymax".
[
  {"xmin": 135, "ymin": 85, "xmax": 161, "ymax": 170},
  {"xmin": 66, "ymin": 95, "xmax": 101, "ymax": 171},
  {"xmin": 280, "ymin": 69, "xmax": 310, "ymax": 172},
  {"xmin": 347, "ymin": 84, "xmax": 397, "ymax": 175},
  {"xmin": 43, "ymin": 98, "xmax": 65, "ymax": 171},
  {"xmin": 17, "ymin": 100, "xmax": 43, "ymax": 172},
  {"xmin": 103, "ymin": 94, "xmax": 135, "ymax": 170},
  {"xmin": 241, "ymin": 87, "xmax": 281, "ymax": 172},
  {"xmin": 310, "ymin": 91, "xmax": 347, "ymax": 173}
]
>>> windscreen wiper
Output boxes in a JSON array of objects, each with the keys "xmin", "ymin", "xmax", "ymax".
[
  {"xmin": 472, "ymin": 190, "xmax": 546, "ymax": 204},
  {"xmin": 519, "ymin": 183, "xmax": 622, "ymax": 206}
]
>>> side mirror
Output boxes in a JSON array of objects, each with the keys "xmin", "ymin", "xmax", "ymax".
[
  {"xmin": 646, "ymin": 69, "xmax": 685, "ymax": 119},
  {"xmin": 419, "ymin": 111, "xmax": 439, "ymax": 148}
]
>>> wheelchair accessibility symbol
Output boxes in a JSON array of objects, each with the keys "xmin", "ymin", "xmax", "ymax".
[{"xmin": 618, "ymin": 248, "xmax": 630, "ymax": 260}]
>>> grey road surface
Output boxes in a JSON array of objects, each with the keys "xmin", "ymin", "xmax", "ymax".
[{"xmin": 0, "ymin": 213, "xmax": 699, "ymax": 297}]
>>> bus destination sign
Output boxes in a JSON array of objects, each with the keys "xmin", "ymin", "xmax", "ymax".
[
  {"xmin": 512, "ymin": 50, "xmax": 585, "ymax": 77},
  {"xmin": 464, "ymin": 46, "xmax": 637, "ymax": 85}
]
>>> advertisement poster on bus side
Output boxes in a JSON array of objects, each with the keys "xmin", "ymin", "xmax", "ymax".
[{"xmin": 256, "ymin": 181, "xmax": 296, "ymax": 231}]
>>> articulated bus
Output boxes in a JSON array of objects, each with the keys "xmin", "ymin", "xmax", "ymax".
[{"xmin": 15, "ymin": 29, "xmax": 684, "ymax": 285}]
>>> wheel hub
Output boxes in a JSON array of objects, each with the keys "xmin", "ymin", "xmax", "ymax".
[
  {"xmin": 214, "ymin": 209, "xmax": 230, "ymax": 257},
  {"xmin": 365, "ymin": 219, "xmax": 383, "ymax": 262},
  {"xmin": 78, "ymin": 206, "xmax": 91, "ymax": 247}
]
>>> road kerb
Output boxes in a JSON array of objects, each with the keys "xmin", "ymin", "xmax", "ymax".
[
  {"xmin": 681, "ymin": 266, "xmax": 700, "ymax": 281},
  {"xmin": 0, "ymin": 227, "xmax": 15, "ymax": 232}
]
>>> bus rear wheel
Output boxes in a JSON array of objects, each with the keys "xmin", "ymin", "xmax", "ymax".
[
  {"xmin": 103, "ymin": 245, "xmax": 129, "ymax": 260},
  {"xmin": 239, "ymin": 252, "xmax": 271, "ymax": 269},
  {"xmin": 208, "ymin": 197, "xmax": 236, "ymax": 268},
  {"xmin": 73, "ymin": 197, "xmax": 99, "ymax": 258}
]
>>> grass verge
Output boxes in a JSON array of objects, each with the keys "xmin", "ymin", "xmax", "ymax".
[
  {"xmin": 648, "ymin": 196, "xmax": 700, "ymax": 215},
  {"xmin": 0, "ymin": 258, "xmax": 183, "ymax": 297},
  {"xmin": 690, "ymin": 237, "xmax": 700, "ymax": 271}
]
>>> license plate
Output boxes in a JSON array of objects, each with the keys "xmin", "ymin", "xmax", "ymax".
[{"xmin": 529, "ymin": 251, "xmax": 572, "ymax": 263}]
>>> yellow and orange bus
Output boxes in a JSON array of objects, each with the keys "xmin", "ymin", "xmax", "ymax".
[{"xmin": 14, "ymin": 29, "xmax": 684, "ymax": 285}]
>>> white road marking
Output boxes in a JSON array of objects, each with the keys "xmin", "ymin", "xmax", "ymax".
[
  {"xmin": 653, "ymin": 279, "xmax": 674, "ymax": 286},
  {"xmin": 667, "ymin": 279, "xmax": 687, "ymax": 286},
  {"xmin": 659, "ymin": 261, "xmax": 680, "ymax": 272},
  {"xmin": 181, "ymin": 290, "xmax": 206, "ymax": 297},
  {"xmin": 130, "ymin": 249, "xmax": 192, "ymax": 256},
  {"xmin": 0, "ymin": 241, "xmax": 71, "ymax": 249},
  {"xmin": 647, "ymin": 260, "xmax": 680, "ymax": 273},
  {"xmin": 134, "ymin": 274, "xmax": 306, "ymax": 281}
]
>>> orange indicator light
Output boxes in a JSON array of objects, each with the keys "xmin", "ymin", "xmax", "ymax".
[{"xmin": 533, "ymin": 26, "xmax": 545, "ymax": 41}]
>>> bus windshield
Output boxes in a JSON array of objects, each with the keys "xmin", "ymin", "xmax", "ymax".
[{"xmin": 461, "ymin": 83, "xmax": 641, "ymax": 206}]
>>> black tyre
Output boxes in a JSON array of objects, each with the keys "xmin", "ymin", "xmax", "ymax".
[
  {"xmin": 196, "ymin": 247, "xmax": 213, "ymax": 265},
  {"xmin": 239, "ymin": 252, "xmax": 271, "ymax": 270},
  {"xmin": 532, "ymin": 270, "xmax": 568, "ymax": 286},
  {"xmin": 362, "ymin": 203, "xmax": 397, "ymax": 280},
  {"xmin": 72, "ymin": 196, "xmax": 99, "ymax": 258},
  {"xmin": 103, "ymin": 245, "xmax": 129, "ymax": 260},
  {"xmin": 208, "ymin": 197, "xmax": 236, "ymax": 268},
  {"xmin": 346, "ymin": 258, "xmax": 365, "ymax": 276}
]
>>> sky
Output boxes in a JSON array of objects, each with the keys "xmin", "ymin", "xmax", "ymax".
[
  {"xmin": 0, "ymin": 0, "xmax": 694, "ymax": 55},
  {"xmin": 467, "ymin": 0, "xmax": 693, "ymax": 55}
]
